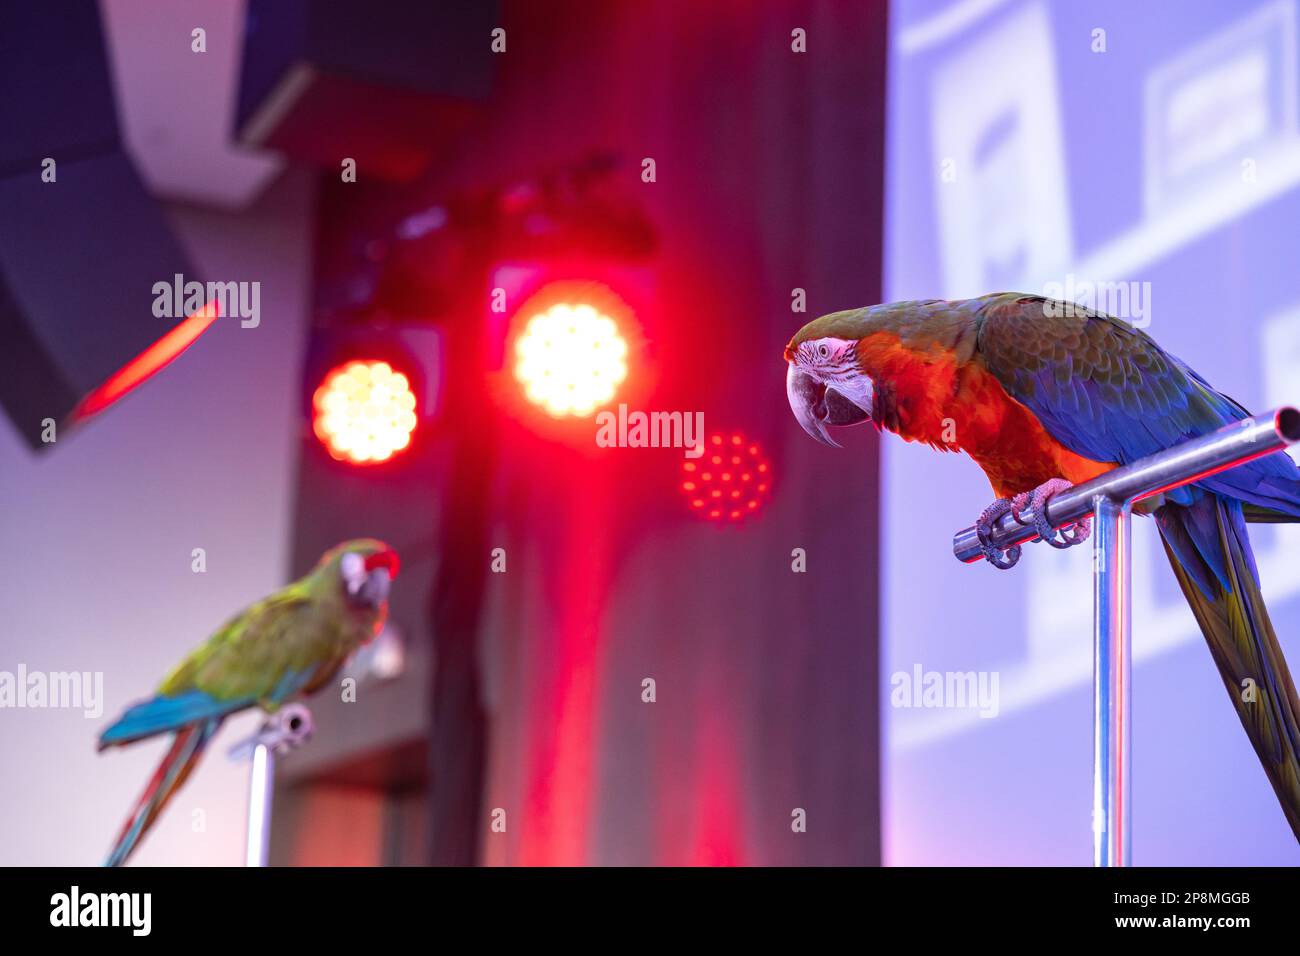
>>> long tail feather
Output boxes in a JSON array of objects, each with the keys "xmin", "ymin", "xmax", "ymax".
[
  {"xmin": 105, "ymin": 717, "xmax": 222, "ymax": 867},
  {"xmin": 1243, "ymin": 503, "xmax": 1300, "ymax": 524},
  {"xmin": 1156, "ymin": 497, "xmax": 1300, "ymax": 840}
]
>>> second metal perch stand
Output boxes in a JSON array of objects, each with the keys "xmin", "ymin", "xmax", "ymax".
[
  {"xmin": 227, "ymin": 703, "xmax": 315, "ymax": 867},
  {"xmin": 952, "ymin": 407, "xmax": 1300, "ymax": 866}
]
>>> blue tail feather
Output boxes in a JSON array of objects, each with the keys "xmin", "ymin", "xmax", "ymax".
[{"xmin": 1200, "ymin": 448, "xmax": 1300, "ymax": 519}]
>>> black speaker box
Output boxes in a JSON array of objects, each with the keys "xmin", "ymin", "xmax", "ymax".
[{"xmin": 0, "ymin": 1, "xmax": 120, "ymax": 176}]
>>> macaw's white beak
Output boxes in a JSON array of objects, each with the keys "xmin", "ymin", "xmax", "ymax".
[{"xmin": 786, "ymin": 365, "xmax": 872, "ymax": 448}]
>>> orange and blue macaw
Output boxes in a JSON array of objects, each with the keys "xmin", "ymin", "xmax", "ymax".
[
  {"xmin": 97, "ymin": 539, "xmax": 399, "ymax": 866},
  {"xmin": 786, "ymin": 293, "xmax": 1300, "ymax": 839}
]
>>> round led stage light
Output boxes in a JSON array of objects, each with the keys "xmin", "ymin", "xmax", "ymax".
[{"xmin": 312, "ymin": 360, "xmax": 418, "ymax": 464}]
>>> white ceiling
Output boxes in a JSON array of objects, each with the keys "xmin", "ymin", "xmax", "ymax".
[{"xmin": 99, "ymin": 0, "xmax": 284, "ymax": 208}]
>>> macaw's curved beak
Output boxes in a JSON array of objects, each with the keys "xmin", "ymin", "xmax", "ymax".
[{"xmin": 785, "ymin": 365, "xmax": 872, "ymax": 448}]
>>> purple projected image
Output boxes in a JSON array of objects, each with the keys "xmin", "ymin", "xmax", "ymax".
[{"xmin": 886, "ymin": 0, "xmax": 1300, "ymax": 865}]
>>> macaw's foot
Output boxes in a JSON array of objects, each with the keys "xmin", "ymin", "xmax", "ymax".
[
  {"xmin": 1011, "ymin": 477, "xmax": 1091, "ymax": 550},
  {"xmin": 976, "ymin": 497, "xmax": 1022, "ymax": 569}
]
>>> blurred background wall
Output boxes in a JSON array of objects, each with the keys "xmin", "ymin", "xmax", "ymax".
[
  {"xmin": 275, "ymin": 0, "xmax": 887, "ymax": 867},
  {"xmin": 465, "ymin": 3, "xmax": 884, "ymax": 865},
  {"xmin": 0, "ymin": 0, "xmax": 887, "ymax": 866}
]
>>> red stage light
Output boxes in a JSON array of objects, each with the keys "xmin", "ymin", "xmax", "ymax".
[
  {"xmin": 312, "ymin": 360, "xmax": 418, "ymax": 464},
  {"xmin": 73, "ymin": 300, "xmax": 221, "ymax": 421},
  {"xmin": 681, "ymin": 432, "xmax": 773, "ymax": 522},
  {"xmin": 513, "ymin": 301, "xmax": 628, "ymax": 417}
]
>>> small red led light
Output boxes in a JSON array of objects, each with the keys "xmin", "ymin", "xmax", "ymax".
[{"xmin": 680, "ymin": 432, "xmax": 773, "ymax": 523}]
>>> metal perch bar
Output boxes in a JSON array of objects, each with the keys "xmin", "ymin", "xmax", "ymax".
[
  {"xmin": 951, "ymin": 407, "xmax": 1300, "ymax": 866},
  {"xmin": 953, "ymin": 408, "xmax": 1300, "ymax": 564}
]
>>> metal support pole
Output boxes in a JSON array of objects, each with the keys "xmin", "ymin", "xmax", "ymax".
[
  {"xmin": 1091, "ymin": 495, "xmax": 1131, "ymax": 866},
  {"xmin": 950, "ymin": 407, "xmax": 1300, "ymax": 865},
  {"xmin": 227, "ymin": 703, "xmax": 314, "ymax": 867},
  {"xmin": 246, "ymin": 743, "xmax": 275, "ymax": 867}
]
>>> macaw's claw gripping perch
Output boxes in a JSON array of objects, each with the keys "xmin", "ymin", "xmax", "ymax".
[
  {"xmin": 975, "ymin": 497, "xmax": 1021, "ymax": 569},
  {"xmin": 1011, "ymin": 477, "xmax": 1092, "ymax": 552},
  {"xmin": 974, "ymin": 479, "xmax": 1091, "ymax": 569}
]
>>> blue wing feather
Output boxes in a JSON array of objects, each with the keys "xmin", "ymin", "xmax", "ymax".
[
  {"xmin": 98, "ymin": 690, "xmax": 253, "ymax": 749},
  {"xmin": 977, "ymin": 296, "xmax": 1300, "ymax": 516}
]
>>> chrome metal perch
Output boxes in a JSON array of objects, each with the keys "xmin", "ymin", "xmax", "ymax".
[
  {"xmin": 227, "ymin": 703, "xmax": 314, "ymax": 867},
  {"xmin": 952, "ymin": 407, "xmax": 1300, "ymax": 866}
]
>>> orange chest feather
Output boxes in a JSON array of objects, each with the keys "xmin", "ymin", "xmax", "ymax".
[{"xmin": 867, "ymin": 343, "xmax": 1115, "ymax": 498}]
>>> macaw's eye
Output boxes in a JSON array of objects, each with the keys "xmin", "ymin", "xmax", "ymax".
[{"xmin": 818, "ymin": 343, "xmax": 829, "ymax": 358}]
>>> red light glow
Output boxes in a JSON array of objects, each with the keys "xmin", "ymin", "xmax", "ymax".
[
  {"xmin": 513, "ymin": 301, "xmax": 628, "ymax": 417},
  {"xmin": 73, "ymin": 300, "xmax": 220, "ymax": 421},
  {"xmin": 312, "ymin": 360, "xmax": 417, "ymax": 464},
  {"xmin": 681, "ymin": 432, "xmax": 773, "ymax": 522}
]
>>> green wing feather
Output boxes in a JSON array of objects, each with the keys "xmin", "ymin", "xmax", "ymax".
[{"xmin": 157, "ymin": 584, "xmax": 352, "ymax": 707}]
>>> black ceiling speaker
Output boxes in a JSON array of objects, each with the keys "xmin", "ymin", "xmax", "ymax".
[
  {"xmin": 236, "ymin": 0, "xmax": 499, "ymax": 181},
  {"xmin": 0, "ymin": 0, "xmax": 119, "ymax": 175},
  {"xmin": 0, "ymin": 1, "xmax": 204, "ymax": 451}
]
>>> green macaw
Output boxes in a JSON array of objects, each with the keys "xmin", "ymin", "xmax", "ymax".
[
  {"xmin": 785, "ymin": 293, "xmax": 1300, "ymax": 840},
  {"xmin": 98, "ymin": 538, "xmax": 400, "ymax": 866}
]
